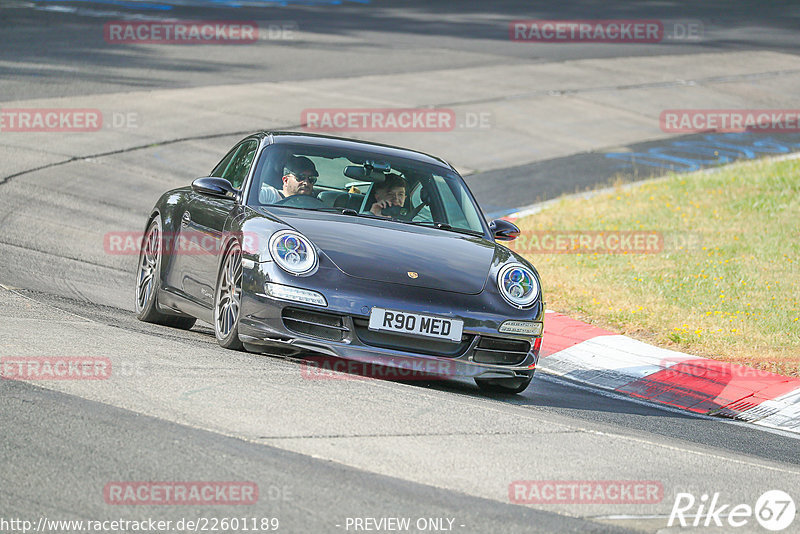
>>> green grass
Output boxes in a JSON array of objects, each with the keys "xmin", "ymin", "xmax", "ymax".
[{"xmin": 512, "ymin": 156, "xmax": 800, "ymax": 376}]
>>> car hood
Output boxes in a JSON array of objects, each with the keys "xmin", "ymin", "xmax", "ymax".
[{"xmin": 259, "ymin": 208, "xmax": 495, "ymax": 294}]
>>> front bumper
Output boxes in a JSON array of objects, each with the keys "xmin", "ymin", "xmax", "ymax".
[{"xmin": 238, "ymin": 261, "xmax": 543, "ymax": 381}]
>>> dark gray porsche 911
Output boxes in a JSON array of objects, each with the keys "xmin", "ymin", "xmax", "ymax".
[{"xmin": 135, "ymin": 132, "xmax": 544, "ymax": 393}]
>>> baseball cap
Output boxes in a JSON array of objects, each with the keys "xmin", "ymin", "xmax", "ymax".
[{"xmin": 284, "ymin": 155, "xmax": 319, "ymax": 177}]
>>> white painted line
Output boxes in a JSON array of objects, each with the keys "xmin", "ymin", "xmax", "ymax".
[
  {"xmin": 537, "ymin": 372, "xmax": 715, "ymax": 420},
  {"xmin": 540, "ymin": 370, "xmax": 800, "ymax": 441},
  {"xmin": 539, "ymin": 324, "xmax": 800, "ymax": 435}
]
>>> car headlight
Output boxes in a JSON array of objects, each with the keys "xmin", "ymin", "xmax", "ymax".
[
  {"xmin": 497, "ymin": 264, "xmax": 539, "ymax": 308},
  {"xmin": 268, "ymin": 230, "xmax": 317, "ymax": 275}
]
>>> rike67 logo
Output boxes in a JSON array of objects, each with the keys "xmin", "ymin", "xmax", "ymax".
[{"xmin": 669, "ymin": 490, "xmax": 795, "ymax": 531}]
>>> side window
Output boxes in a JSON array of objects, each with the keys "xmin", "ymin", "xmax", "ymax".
[
  {"xmin": 459, "ymin": 186, "xmax": 483, "ymax": 230},
  {"xmin": 221, "ymin": 140, "xmax": 258, "ymax": 189},
  {"xmin": 211, "ymin": 147, "xmax": 238, "ymax": 178},
  {"xmin": 409, "ymin": 182, "xmax": 433, "ymax": 222},
  {"xmin": 434, "ymin": 175, "xmax": 470, "ymax": 228}
]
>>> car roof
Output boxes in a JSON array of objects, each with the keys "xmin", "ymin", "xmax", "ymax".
[{"xmin": 256, "ymin": 131, "xmax": 454, "ymax": 171}]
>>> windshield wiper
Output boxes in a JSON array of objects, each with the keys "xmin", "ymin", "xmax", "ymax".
[
  {"xmin": 315, "ymin": 207, "xmax": 388, "ymax": 219},
  {"xmin": 316, "ymin": 207, "xmax": 359, "ymax": 215},
  {"xmin": 403, "ymin": 220, "xmax": 484, "ymax": 236}
]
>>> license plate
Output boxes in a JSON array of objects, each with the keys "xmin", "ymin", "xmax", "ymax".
[{"xmin": 368, "ymin": 308, "xmax": 463, "ymax": 342}]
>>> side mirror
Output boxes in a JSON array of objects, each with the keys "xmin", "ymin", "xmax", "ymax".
[
  {"xmin": 191, "ymin": 177, "xmax": 237, "ymax": 200},
  {"xmin": 489, "ymin": 219, "xmax": 520, "ymax": 241}
]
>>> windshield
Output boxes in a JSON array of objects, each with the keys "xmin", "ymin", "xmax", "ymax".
[{"xmin": 246, "ymin": 143, "xmax": 487, "ymax": 235}]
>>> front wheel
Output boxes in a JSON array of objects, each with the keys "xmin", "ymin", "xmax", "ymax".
[
  {"xmin": 135, "ymin": 216, "xmax": 196, "ymax": 330},
  {"xmin": 475, "ymin": 374, "xmax": 533, "ymax": 394},
  {"xmin": 214, "ymin": 240, "xmax": 244, "ymax": 350}
]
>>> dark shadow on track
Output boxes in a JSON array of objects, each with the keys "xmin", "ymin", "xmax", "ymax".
[{"xmin": 3, "ymin": 0, "xmax": 799, "ymax": 101}]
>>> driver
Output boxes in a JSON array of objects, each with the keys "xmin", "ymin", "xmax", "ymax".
[{"xmin": 260, "ymin": 155, "xmax": 319, "ymax": 204}]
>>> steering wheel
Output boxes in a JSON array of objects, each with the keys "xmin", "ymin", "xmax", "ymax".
[
  {"xmin": 381, "ymin": 205, "xmax": 416, "ymax": 221},
  {"xmin": 274, "ymin": 194, "xmax": 324, "ymax": 208}
]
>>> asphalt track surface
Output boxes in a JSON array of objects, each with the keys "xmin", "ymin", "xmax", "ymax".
[
  {"xmin": 3, "ymin": 0, "xmax": 800, "ymax": 102},
  {"xmin": 1, "ymin": 2, "xmax": 800, "ymax": 533}
]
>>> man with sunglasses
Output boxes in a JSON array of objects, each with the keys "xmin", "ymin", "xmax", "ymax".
[{"xmin": 260, "ymin": 155, "xmax": 319, "ymax": 204}]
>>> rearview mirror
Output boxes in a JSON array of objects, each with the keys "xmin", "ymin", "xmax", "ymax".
[
  {"xmin": 489, "ymin": 219, "xmax": 520, "ymax": 241},
  {"xmin": 343, "ymin": 166, "xmax": 367, "ymax": 180},
  {"xmin": 344, "ymin": 161, "xmax": 392, "ymax": 182},
  {"xmin": 191, "ymin": 177, "xmax": 237, "ymax": 200}
]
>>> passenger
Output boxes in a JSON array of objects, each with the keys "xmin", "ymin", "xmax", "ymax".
[
  {"xmin": 260, "ymin": 155, "xmax": 318, "ymax": 204},
  {"xmin": 368, "ymin": 174, "xmax": 407, "ymax": 217}
]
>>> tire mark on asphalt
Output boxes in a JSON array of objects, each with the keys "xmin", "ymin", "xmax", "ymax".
[
  {"xmin": 0, "ymin": 127, "xmax": 300, "ymax": 187},
  {"xmin": 436, "ymin": 68, "xmax": 800, "ymax": 107},
  {"xmin": 4, "ymin": 65, "xmax": 795, "ymax": 188},
  {"xmin": 0, "ymin": 239, "xmax": 131, "ymax": 275},
  {"xmin": 256, "ymin": 430, "xmax": 584, "ymax": 440},
  {"xmin": 0, "ymin": 286, "xmax": 219, "ymax": 347}
]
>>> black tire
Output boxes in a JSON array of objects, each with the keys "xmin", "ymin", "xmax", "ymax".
[
  {"xmin": 475, "ymin": 374, "xmax": 533, "ymax": 394},
  {"xmin": 135, "ymin": 216, "xmax": 196, "ymax": 330},
  {"xmin": 214, "ymin": 240, "xmax": 244, "ymax": 350}
]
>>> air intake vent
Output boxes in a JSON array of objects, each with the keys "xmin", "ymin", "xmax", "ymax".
[
  {"xmin": 473, "ymin": 336, "xmax": 530, "ymax": 365},
  {"xmin": 282, "ymin": 308, "xmax": 348, "ymax": 342}
]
